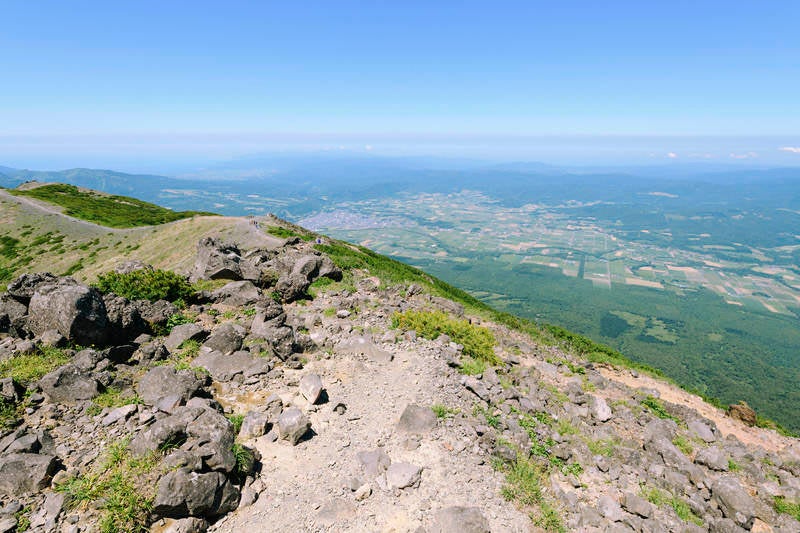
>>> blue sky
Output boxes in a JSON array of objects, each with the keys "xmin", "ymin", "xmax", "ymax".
[{"xmin": 1, "ymin": 1, "xmax": 799, "ymax": 168}]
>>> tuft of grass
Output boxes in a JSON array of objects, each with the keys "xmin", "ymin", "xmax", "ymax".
[
  {"xmin": 473, "ymin": 404, "xmax": 501, "ymax": 429},
  {"xmin": 91, "ymin": 388, "xmax": 142, "ymax": 411},
  {"xmin": 266, "ymin": 225, "xmax": 315, "ymax": 241},
  {"xmin": 0, "ymin": 398, "xmax": 23, "ymax": 431},
  {"xmin": 642, "ymin": 396, "xmax": 680, "ymax": 423},
  {"xmin": 231, "ymin": 443, "xmax": 255, "ymax": 480},
  {"xmin": 392, "ymin": 310, "xmax": 498, "ymax": 364},
  {"xmin": 56, "ymin": 439, "xmax": 160, "ymax": 533},
  {"xmin": 641, "ymin": 485, "xmax": 703, "ymax": 526},
  {"xmin": 672, "ymin": 435, "xmax": 693, "ymax": 456},
  {"xmin": 728, "ymin": 458, "xmax": 741, "ymax": 472},
  {"xmin": 431, "ymin": 403, "xmax": 458, "ymax": 419},
  {"xmin": 458, "ymin": 356, "xmax": 487, "ymax": 375},
  {"xmin": 307, "ymin": 276, "xmax": 336, "ymax": 298},
  {"xmin": 11, "ymin": 183, "xmax": 214, "ymax": 228},
  {"xmin": 0, "ymin": 345, "xmax": 70, "ymax": 385},
  {"xmin": 498, "ymin": 454, "xmax": 566, "ymax": 532},
  {"xmin": 586, "ymin": 437, "xmax": 618, "ymax": 457},
  {"xmin": 774, "ymin": 496, "xmax": 800, "ymax": 521},
  {"xmin": 226, "ymin": 413, "xmax": 244, "ymax": 435}
]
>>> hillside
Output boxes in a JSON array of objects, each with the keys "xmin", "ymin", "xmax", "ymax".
[{"xmin": 0, "ymin": 187, "xmax": 799, "ymax": 532}]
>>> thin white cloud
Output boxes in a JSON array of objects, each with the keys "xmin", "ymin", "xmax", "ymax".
[
  {"xmin": 779, "ymin": 146, "xmax": 800, "ymax": 153},
  {"xmin": 667, "ymin": 152, "xmax": 678, "ymax": 159},
  {"xmin": 729, "ymin": 152, "xmax": 758, "ymax": 159},
  {"xmin": 364, "ymin": 144, "xmax": 373, "ymax": 151}
]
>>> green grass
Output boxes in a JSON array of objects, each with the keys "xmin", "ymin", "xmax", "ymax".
[
  {"xmin": 672, "ymin": 435, "xmax": 693, "ymax": 455},
  {"xmin": 265, "ymin": 225, "xmax": 315, "ymax": 241},
  {"xmin": 728, "ymin": 458, "xmax": 741, "ymax": 472},
  {"xmin": 391, "ymin": 310, "xmax": 499, "ymax": 364},
  {"xmin": 56, "ymin": 439, "xmax": 160, "ymax": 533},
  {"xmin": 226, "ymin": 413, "xmax": 244, "ymax": 435},
  {"xmin": 11, "ymin": 183, "xmax": 215, "ymax": 228},
  {"xmin": 0, "ymin": 345, "xmax": 71, "ymax": 385},
  {"xmin": 497, "ymin": 454, "xmax": 566, "ymax": 532},
  {"xmin": 641, "ymin": 485, "xmax": 703, "ymax": 526},
  {"xmin": 0, "ymin": 398, "xmax": 23, "ymax": 431},
  {"xmin": 586, "ymin": 437, "xmax": 618, "ymax": 457},
  {"xmin": 773, "ymin": 496, "xmax": 800, "ymax": 521},
  {"xmin": 642, "ymin": 396, "xmax": 681, "ymax": 423},
  {"xmin": 95, "ymin": 269, "xmax": 195, "ymax": 302},
  {"xmin": 458, "ymin": 356, "xmax": 487, "ymax": 375},
  {"xmin": 91, "ymin": 388, "xmax": 142, "ymax": 411},
  {"xmin": 431, "ymin": 403, "xmax": 458, "ymax": 419}
]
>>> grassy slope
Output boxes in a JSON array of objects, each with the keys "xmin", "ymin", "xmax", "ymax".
[{"xmin": 10, "ymin": 183, "xmax": 215, "ymax": 228}]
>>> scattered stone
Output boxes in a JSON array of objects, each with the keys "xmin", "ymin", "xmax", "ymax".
[
  {"xmin": 159, "ymin": 517, "xmax": 209, "ymax": 533},
  {"xmin": 202, "ymin": 323, "xmax": 246, "ymax": 355},
  {"xmin": 397, "ymin": 404, "xmax": 438, "ymax": 434},
  {"xmin": 153, "ymin": 469, "xmax": 239, "ymax": 519},
  {"xmin": 354, "ymin": 484, "xmax": 371, "ymax": 501},
  {"xmin": 299, "ymin": 373, "xmax": 323, "ymax": 404},
  {"xmin": 137, "ymin": 366, "xmax": 202, "ymax": 406},
  {"xmin": 385, "ymin": 462, "xmax": 422, "ymax": 489},
  {"xmin": 430, "ymin": 506, "xmax": 490, "ymax": 533},
  {"xmin": 211, "ymin": 281, "xmax": 261, "ymax": 307},
  {"xmin": 712, "ymin": 475, "xmax": 756, "ymax": 528},
  {"xmin": 192, "ymin": 350, "xmax": 269, "ymax": 382},
  {"xmin": 695, "ymin": 446, "xmax": 729, "ymax": 471},
  {"xmin": 597, "ymin": 495, "xmax": 625, "ymax": 522},
  {"xmin": 688, "ymin": 419, "xmax": 716, "ymax": 442},
  {"xmin": 239, "ymin": 411, "xmax": 270, "ymax": 440},
  {"xmin": 335, "ymin": 336, "xmax": 393, "ymax": 363},
  {"xmin": 276, "ymin": 407, "xmax": 310, "ymax": 445},
  {"xmin": 357, "ymin": 449, "xmax": 391, "ymax": 478},
  {"xmin": 165, "ymin": 323, "xmax": 207, "ymax": 353},
  {"xmin": 590, "ymin": 395, "xmax": 612, "ymax": 422},
  {"xmin": 621, "ymin": 492, "xmax": 654, "ymax": 518}
]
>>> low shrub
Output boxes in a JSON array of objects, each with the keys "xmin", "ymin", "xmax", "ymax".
[{"xmin": 95, "ymin": 269, "xmax": 194, "ymax": 302}]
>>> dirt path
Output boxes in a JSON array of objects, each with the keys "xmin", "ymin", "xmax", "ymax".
[{"xmin": 600, "ymin": 366, "xmax": 794, "ymax": 454}]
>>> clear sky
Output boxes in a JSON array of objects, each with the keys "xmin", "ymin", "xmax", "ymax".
[{"xmin": 2, "ymin": 1, "xmax": 799, "ymax": 168}]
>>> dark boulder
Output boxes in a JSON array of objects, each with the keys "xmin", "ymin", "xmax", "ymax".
[
  {"xmin": 0, "ymin": 294, "xmax": 27, "ymax": 335},
  {"xmin": 103, "ymin": 294, "xmax": 147, "ymax": 339},
  {"xmin": 6, "ymin": 272, "xmax": 58, "ymax": 303},
  {"xmin": 153, "ymin": 468, "xmax": 240, "ymax": 519},
  {"xmin": 192, "ymin": 238, "xmax": 242, "ymax": 281},
  {"xmin": 137, "ymin": 366, "xmax": 203, "ymax": 407},
  {"xmin": 210, "ymin": 281, "xmax": 261, "ymax": 307},
  {"xmin": 39, "ymin": 364, "xmax": 100, "ymax": 404},
  {"xmin": 0, "ymin": 453, "xmax": 59, "ymax": 497},
  {"xmin": 27, "ymin": 278, "xmax": 110, "ymax": 346},
  {"xmin": 274, "ymin": 273, "xmax": 310, "ymax": 303}
]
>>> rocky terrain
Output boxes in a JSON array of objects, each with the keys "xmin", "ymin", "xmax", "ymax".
[{"xmin": 1, "ymin": 227, "xmax": 800, "ymax": 533}]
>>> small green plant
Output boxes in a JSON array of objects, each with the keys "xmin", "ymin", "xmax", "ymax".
[
  {"xmin": 670, "ymin": 497, "xmax": 703, "ymax": 526},
  {"xmin": 226, "ymin": 413, "xmax": 244, "ymax": 435},
  {"xmin": 391, "ymin": 310, "xmax": 499, "ymax": 364},
  {"xmin": 642, "ymin": 485, "xmax": 667, "ymax": 506},
  {"xmin": 165, "ymin": 312, "xmax": 194, "ymax": 330},
  {"xmin": 0, "ymin": 398, "xmax": 23, "ymax": 431},
  {"xmin": 431, "ymin": 403, "xmax": 458, "ymax": 419},
  {"xmin": 459, "ymin": 356, "xmax": 487, "ymax": 376},
  {"xmin": 232, "ymin": 443, "xmax": 255, "ymax": 480},
  {"xmin": 497, "ymin": 454, "xmax": 566, "ymax": 532},
  {"xmin": 642, "ymin": 396, "xmax": 680, "ymax": 423},
  {"xmin": 91, "ymin": 388, "xmax": 142, "ymax": 411},
  {"xmin": 95, "ymin": 269, "xmax": 194, "ymax": 302},
  {"xmin": 14, "ymin": 507, "xmax": 31, "ymax": 532},
  {"xmin": 323, "ymin": 307, "xmax": 336, "ymax": 317},
  {"xmin": 773, "ymin": 496, "xmax": 800, "ymax": 521},
  {"xmin": 220, "ymin": 310, "xmax": 237, "ymax": 320},
  {"xmin": 728, "ymin": 458, "xmax": 741, "ymax": 472},
  {"xmin": 473, "ymin": 404, "xmax": 501, "ymax": 429},
  {"xmin": 586, "ymin": 437, "xmax": 618, "ymax": 457},
  {"xmin": 672, "ymin": 435, "xmax": 693, "ymax": 455},
  {"xmin": 555, "ymin": 418, "xmax": 578, "ymax": 437},
  {"xmin": 307, "ymin": 276, "xmax": 336, "ymax": 298},
  {"xmin": 57, "ymin": 439, "xmax": 160, "ymax": 533},
  {"xmin": 242, "ymin": 307, "xmax": 257, "ymax": 317}
]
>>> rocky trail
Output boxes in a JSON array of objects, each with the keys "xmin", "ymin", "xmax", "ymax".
[{"xmin": 1, "ymin": 232, "xmax": 799, "ymax": 533}]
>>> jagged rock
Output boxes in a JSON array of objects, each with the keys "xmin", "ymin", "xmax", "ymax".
[
  {"xmin": 0, "ymin": 517, "xmax": 17, "ymax": 533},
  {"xmin": 274, "ymin": 273, "xmax": 310, "ymax": 302},
  {"xmin": 621, "ymin": 492, "xmax": 654, "ymax": 518},
  {"xmin": 0, "ymin": 453, "xmax": 59, "ymax": 496},
  {"xmin": 239, "ymin": 411, "xmax": 270, "ymax": 440},
  {"xmin": 165, "ymin": 323, "xmax": 207, "ymax": 353},
  {"xmin": 397, "ymin": 404, "xmax": 437, "ymax": 434},
  {"xmin": 299, "ymin": 373, "xmax": 323, "ymax": 404},
  {"xmin": 159, "ymin": 517, "xmax": 209, "ymax": 533},
  {"xmin": 695, "ymin": 446, "xmax": 730, "ymax": 471},
  {"xmin": 4, "ymin": 433, "xmax": 40, "ymax": 454},
  {"xmin": 335, "ymin": 336, "xmax": 393, "ymax": 363},
  {"xmin": 6, "ymin": 272, "xmax": 58, "ymax": 302},
  {"xmin": 430, "ymin": 506, "xmax": 490, "ymax": 533},
  {"xmin": 130, "ymin": 406, "xmax": 236, "ymax": 473},
  {"xmin": 728, "ymin": 402, "xmax": 757, "ymax": 427},
  {"xmin": 688, "ymin": 419, "xmax": 717, "ymax": 442},
  {"xmin": 277, "ymin": 407, "xmax": 310, "ymax": 445},
  {"xmin": 192, "ymin": 350, "xmax": 269, "ymax": 382},
  {"xmin": 134, "ymin": 299, "xmax": 178, "ymax": 329},
  {"xmin": 597, "ymin": 494, "xmax": 625, "ymax": 522},
  {"xmin": 27, "ymin": 278, "xmax": 110, "ymax": 345},
  {"xmin": 712, "ymin": 475, "xmax": 756, "ymax": 528},
  {"xmin": 0, "ymin": 294, "xmax": 27, "ymax": 334},
  {"xmin": 432, "ymin": 296, "xmax": 464, "ymax": 317},
  {"xmin": 202, "ymin": 323, "xmax": 246, "ymax": 355},
  {"xmin": 211, "ymin": 281, "xmax": 261, "ymax": 307},
  {"xmin": 0, "ymin": 377, "xmax": 24, "ymax": 403},
  {"xmin": 103, "ymin": 294, "xmax": 147, "ymax": 338},
  {"xmin": 462, "ymin": 376, "xmax": 490, "ymax": 402},
  {"xmin": 39, "ymin": 364, "xmax": 100, "ymax": 403},
  {"xmin": 192, "ymin": 238, "xmax": 242, "ymax": 281},
  {"xmin": 290, "ymin": 254, "xmax": 342, "ymax": 282},
  {"xmin": 357, "ymin": 449, "xmax": 391, "ymax": 478},
  {"xmin": 153, "ymin": 468, "xmax": 239, "ymax": 519},
  {"xmin": 385, "ymin": 462, "xmax": 422, "ymax": 489},
  {"xmin": 590, "ymin": 395, "xmax": 612, "ymax": 422},
  {"xmin": 101, "ymin": 404, "xmax": 138, "ymax": 426},
  {"xmin": 137, "ymin": 366, "xmax": 203, "ymax": 406}
]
